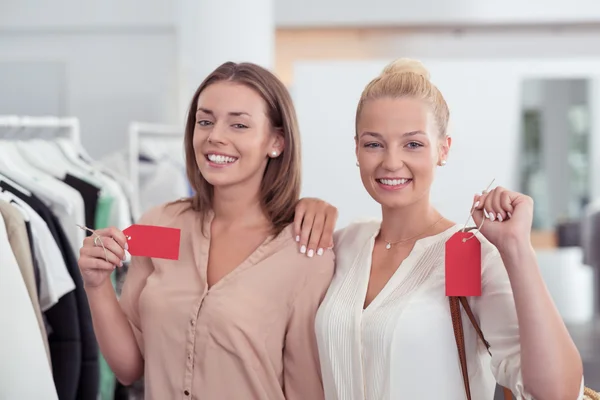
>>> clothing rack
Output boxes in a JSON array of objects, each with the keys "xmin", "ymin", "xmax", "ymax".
[
  {"xmin": 128, "ymin": 121, "xmax": 184, "ymax": 219},
  {"xmin": 0, "ymin": 115, "xmax": 112, "ymax": 399},
  {"xmin": 0, "ymin": 115, "xmax": 81, "ymax": 144}
]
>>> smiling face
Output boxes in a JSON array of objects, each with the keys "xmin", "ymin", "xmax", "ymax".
[
  {"xmin": 193, "ymin": 80, "xmax": 284, "ymax": 189},
  {"xmin": 355, "ymin": 96, "xmax": 450, "ymax": 209}
]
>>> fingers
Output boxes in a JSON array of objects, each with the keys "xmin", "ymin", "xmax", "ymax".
[
  {"xmin": 80, "ymin": 246, "xmax": 122, "ymax": 270},
  {"xmin": 318, "ymin": 214, "xmax": 336, "ymax": 252},
  {"xmin": 79, "ymin": 226, "xmax": 128, "ymax": 267},
  {"xmin": 499, "ymin": 191, "xmax": 515, "ymax": 219},
  {"xmin": 93, "ymin": 227, "xmax": 129, "ymax": 250},
  {"xmin": 476, "ymin": 190, "xmax": 493, "ymax": 219},
  {"xmin": 472, "ymin": 187, "xmax": 514, "ymax": 222},
  {"xmin": 293, "ymin": 201, "xmax": 307, "ymax": 243},
  {"xmin": 298, "ymin": 209, "xmax": 315, "ymax": 255},
  {"xmin": 471, "ymin": 193, "xmax": 485, "ymax": 227},
  {"xmin": 96, "ymin": 236, "xmax": 127, "ymax": 262},
  {"xmin": 489, "ymin": 190, "xmax": 505, "ymax": 222},
  {"xmin": 293, "ymin": 198, "xmax": 339, "ymax": 257},
  {"xmin": 306, "ymin": 214, "xmax": 326, "ymax": 257}
]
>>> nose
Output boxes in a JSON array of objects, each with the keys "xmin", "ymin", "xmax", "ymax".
[
  {"xmin": 381, "ymin": 149, "xmax": 405, "ymax": 171},
  {"xmin": 206, "ymin": 122, "xmax": 227, "ymax": 145}
]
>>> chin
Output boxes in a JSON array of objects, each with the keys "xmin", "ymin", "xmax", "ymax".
[
  {"xmin": 201, "ymin": 174, "xmax": 239, "ymax": 188},
  {"xmin": 372, "ymin": 194, "xmax": 414, "ymax": 209},
  {"xmin": 195, "ymin": 167, "xmax": 231, "ymax": 186}
]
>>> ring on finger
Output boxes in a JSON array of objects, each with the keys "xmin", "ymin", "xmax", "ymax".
[{"xmin": 93, "ymin": 236, "xmax": 102, "ymax": 247}]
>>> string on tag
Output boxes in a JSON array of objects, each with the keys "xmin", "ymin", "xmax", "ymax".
[
  {"xmin": 76, "ymin": 224, "xmax": 109, "ymax": 264},
  {"xmin": 459, "ymin": 178, "xmax": 496, "ymax": 243}
]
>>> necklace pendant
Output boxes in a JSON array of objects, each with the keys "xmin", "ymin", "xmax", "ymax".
[{"xmin": 385, "ymin": 242, "xmax": 392, "ymax": 250}]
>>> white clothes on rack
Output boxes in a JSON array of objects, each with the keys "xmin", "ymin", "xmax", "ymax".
[
  {"xmin": 0, "ymin": 191, "xmax": 75, "ymax": 311},
  {"xmin": 0, "ymin": 140, "xmax": 86, "ymax": 254},
  {"xmin": 0, "ymin": 213, "xmax": 58, "ymax": 400},
  {"xmin": 0, "ymin": 142, "xmax": 71, "ymax": 210},
  {"xmin": 100, "ymin": 148, "xmax": 189, "ymax": 218},
  {"xmin": 37, "ymin": 182, "xmax": 85, "ymax": 256},
  {"xmin": 0, "ymin": 115, "xmax": 136, "ymax": 400}
]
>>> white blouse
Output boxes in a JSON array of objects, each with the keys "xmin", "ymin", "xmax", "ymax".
[{"xmin": 316, "ymin": 220, "xmax": 560, "ymax": 400}]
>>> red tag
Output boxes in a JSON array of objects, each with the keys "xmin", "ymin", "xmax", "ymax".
[
  {"xmin": 123, "ymin": 224, "xmax": 181, "ymax": 260},
  {"xmin": 445, "ymin": 231, "xmax": 482, "ymax": 296}
]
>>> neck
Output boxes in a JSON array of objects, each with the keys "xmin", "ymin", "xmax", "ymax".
[
  {"xmin": 212, "ymin": 182, "xmax": 269, "ymax": 229},
  {"xmin": 379, "ymin": 196, "xmax": 444, "ymax": 243}
]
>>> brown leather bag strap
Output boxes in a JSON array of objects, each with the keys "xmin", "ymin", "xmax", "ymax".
[
  {"xmin": 458, "ymin": 296, "xmax": 491, "ymax": 355},
  {"xmin": 449, "ymin": 296, "xmax": 514, "ymax": 400},
  {"xmin": 450, "ymin": 296, "xmax": 472, "ymax": 400}
]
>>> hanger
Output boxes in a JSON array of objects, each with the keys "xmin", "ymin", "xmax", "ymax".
[
  {"xmin": 0, "ymin": 128, "xmax": 49, "ymax": 182},
  {"xmin": 55, "ymin": 136, "xmax": 110, "ymax": 191},
  {"xmin": 0, "ymin": 124, "xmax": 57, "ymax": 178},
  {"xmin": 53, "ymin": 138, "xmax": 103, "ymax": 184},
  {"xmin": 0, "ymin": 172, "xmax": 32, "ymax": 197},
  {"xmin": 15, "ymin": 125, "xmax": 76, "ymax": 178},
  {"xmin": 0, "ymin": 126, "xmax": 76, "ymax": 211}
]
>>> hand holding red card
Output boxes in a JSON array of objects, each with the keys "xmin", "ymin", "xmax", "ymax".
[
  {"xmin": 123, "ymin": 224, "xmax": 181, "ymax": 260},
  {"xmin": 445, "ymin": 231, "xmax": 482, "ymax": 297}
]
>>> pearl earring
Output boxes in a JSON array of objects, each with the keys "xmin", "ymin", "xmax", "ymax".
[
  {"xmin": 271, "ymin": 151, "xmax": 278, "ymax": 157},
  {"xmin": 356, "ymin": 161, "xmax": 359, "ymax": 167},
  {"xmin": 440, "ymin": 160, "xmax": 447, "ymax": 166}
]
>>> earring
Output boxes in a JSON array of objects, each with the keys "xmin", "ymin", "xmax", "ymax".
[
  {"xmin": 356, "ymin": 161, "xmax": 359, "ymax": 167},
  {"xmin": 271, "ymin": 151, "xmax": 278, "ymax": 157},
  {"xmin": 440, "ymin": 160, "xmax": 447, "ymax": 166}
]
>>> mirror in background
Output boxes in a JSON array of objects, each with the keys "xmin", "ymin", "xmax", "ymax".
[{"xmin": 518, "ymin": 78, "xmax": 592, "ymax": 248}]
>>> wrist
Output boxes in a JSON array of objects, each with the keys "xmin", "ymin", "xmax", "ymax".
[
  {"xmin": 497, "ymin": 237, "xmax": 537, "ymax": 273},
  {"xmin": 84, "ymin": 280, "xmax": 115, "ymax": 297},
  {"xmin": 496, "ymin": 233, "xmax": 533, "ymax": 257}
]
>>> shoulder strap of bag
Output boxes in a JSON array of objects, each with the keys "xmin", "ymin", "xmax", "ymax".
[{"xmin": 449, "ymin": 296, "xmax": 513, "ymax": 400}]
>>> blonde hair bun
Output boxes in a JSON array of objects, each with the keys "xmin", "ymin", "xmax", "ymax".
[{"xmin": 380, "ymin": 58, "xmax": 430, "ymax": 81}]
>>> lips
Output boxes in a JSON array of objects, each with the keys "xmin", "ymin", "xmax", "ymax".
[
  {"xmin": 205, "ymin": 153, "xmax": 238, "ymax": 165},
  {"xmin": 376, "ymin": 178, "xmax": 412, "ymax": 186},
  {"xmin": 375, "ymin": 177, "xmax": 413, "ymax": 191}
]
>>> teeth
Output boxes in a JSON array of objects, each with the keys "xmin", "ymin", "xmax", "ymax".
[
  {"xmin": 379, "ymin": 178, "xmax": 409, "ymax": 186},
  {"xmin": 207, "ymin": 154, "xmax": 237, "ymax": 164}
]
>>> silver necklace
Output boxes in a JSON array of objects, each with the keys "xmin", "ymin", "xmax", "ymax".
[{"xmin": 381, "ymin": 216, "xmax": 445, "ymax": 250}]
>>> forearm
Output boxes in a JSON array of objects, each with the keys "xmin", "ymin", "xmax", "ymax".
[
  {"xmin": 85, "ymin": 280, "xmax": 144, "ymax": 385},
  {"xmin": 500, "ymin": 242, "xmax": 583, "ymax": 400}
]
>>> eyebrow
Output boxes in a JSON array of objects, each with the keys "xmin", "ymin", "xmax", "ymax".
[
  {"xmin": 196, "ymin": 107, "xmax": 251, "ymax": 117},
  {"xmin": 360, "ymin": 130, "xmax": 426, "ymax": 139}
]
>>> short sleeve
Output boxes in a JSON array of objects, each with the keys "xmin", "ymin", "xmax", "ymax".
[{"xmin": 283, "ymin": 250, "xmax": 335, "ymax": 400}]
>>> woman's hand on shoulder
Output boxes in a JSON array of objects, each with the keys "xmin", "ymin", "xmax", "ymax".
[
  {"xmin": 293, "ymin": 197, "xmax": 338, "ymax": 257},
  {"xmin": 472, "ymin": 186, "xmax": 534, "ymax": 252}
]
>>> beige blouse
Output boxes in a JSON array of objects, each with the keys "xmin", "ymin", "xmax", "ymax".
[
  {"xmin": 119, "ymin": 201, "xmax": 335, "ymax": 400},
  {"xmin": 0, "ymin": 200, "xmax": 50, "ymax": 362}
]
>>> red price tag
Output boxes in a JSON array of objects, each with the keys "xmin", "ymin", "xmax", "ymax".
[
  {"xmin": 123, "ymin": 224, "xmax": 181, "ymax": 260},
  {"xmin": 445, "ymin": 231, "xmax": 482, "ymax": 296}
]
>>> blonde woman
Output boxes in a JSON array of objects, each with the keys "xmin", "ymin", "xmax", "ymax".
[{"xmin": 315, "ymin": 59, "xmax": 584, "ymax": 399}]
